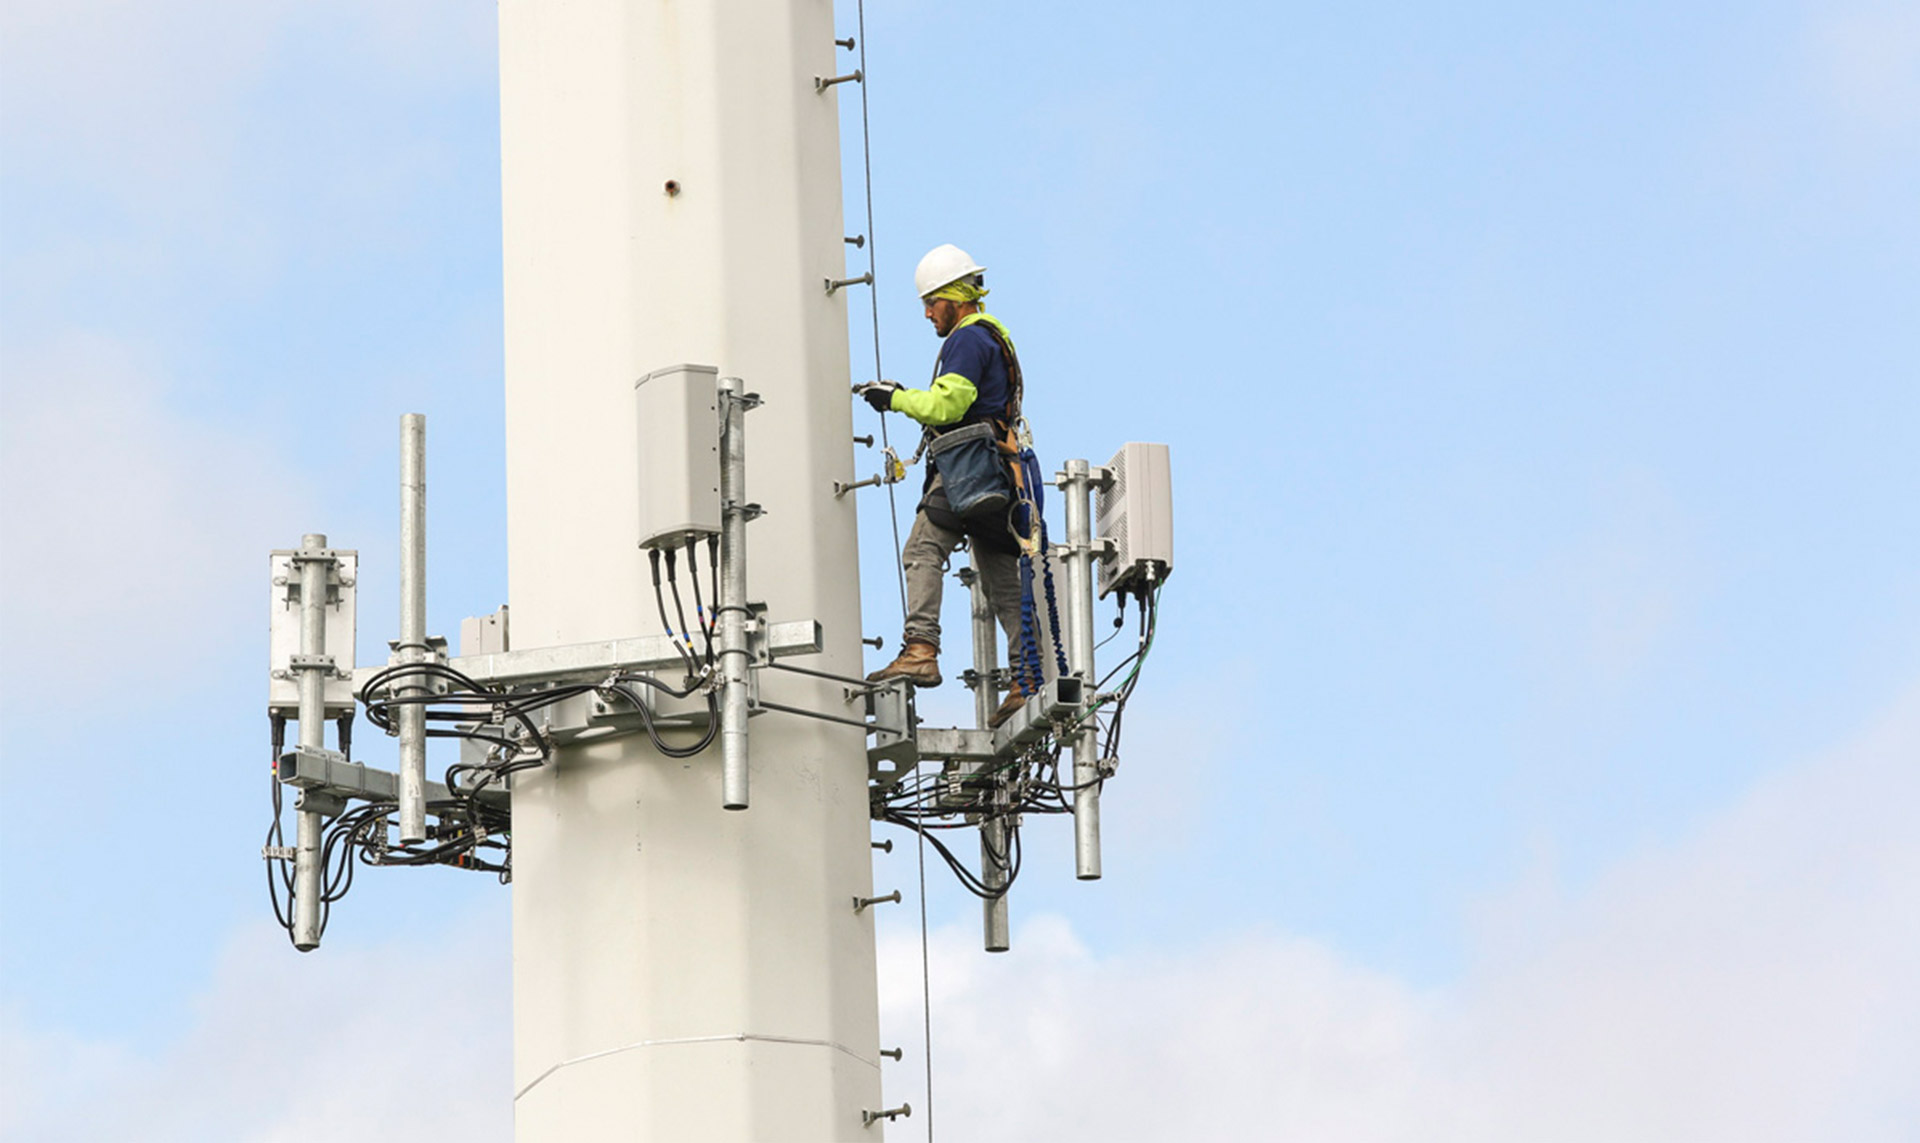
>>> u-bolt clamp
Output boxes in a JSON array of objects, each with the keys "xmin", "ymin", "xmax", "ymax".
[{"xmin": 852, "ymin": 889, "xmax": 902, "ymax": 913}]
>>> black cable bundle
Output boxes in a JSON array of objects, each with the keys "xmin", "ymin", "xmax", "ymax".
[
  {"xmin": 264, "ymin": 643, "xmax": 728, "ymax": 942},
  {"xmin": 264, "ymin": 715, "xmax": 297, "ymax": 941},
  {"xmin": 865, "ymin": 580, "xmax": 1163, "ymax": 900}
]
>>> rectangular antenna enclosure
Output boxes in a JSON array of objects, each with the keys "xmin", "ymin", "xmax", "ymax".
[
  {"xmin": 267, "ymin": 549, "xmax": 358, "ymax": 716},
  {"xmin": 634, "ymin": 363, "xmax": 721, "ymax": 550},
  {"xmin": 1095, "ymin": 442, "xmax": 1173, "ymax": 598}
]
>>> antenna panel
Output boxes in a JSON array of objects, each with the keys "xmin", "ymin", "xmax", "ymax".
[
  {"xmin": 267, "ymin": 549, "xmax": 358, "ymax": 716},
  {"xmin": 1094, "ymin": 442, "xmax": 1173, "ymax": 598},
  {"xmin": 634, "ymin": 363, "xmax": 722, "ymax": 550}
]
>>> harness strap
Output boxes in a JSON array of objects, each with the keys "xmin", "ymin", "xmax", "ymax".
[{"xmin": 967, "ymin": 316, "xmax": 1024, "ymax": 424}]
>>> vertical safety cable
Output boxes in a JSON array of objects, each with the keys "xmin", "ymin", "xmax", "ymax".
[
  {"xmin": 855, "ymin": 0, "xmax": 911, "ymax": 626},
  {"xmin": 911, "ymin": 743, "xmax": 936, "ymax": 1140},
  {"xmin": 855, "ymin": 9, "xmax": 933, "ymax": 1135}
]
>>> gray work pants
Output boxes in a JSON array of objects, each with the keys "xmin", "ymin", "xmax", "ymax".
[{"xmin": 902, "ymin": 480, "xmax": 1023, "ymax": 660}]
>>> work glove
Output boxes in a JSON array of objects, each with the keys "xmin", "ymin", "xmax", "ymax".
[{"xmin": 857, "ymin": 381, "xmax": 900, "ymax": 414}]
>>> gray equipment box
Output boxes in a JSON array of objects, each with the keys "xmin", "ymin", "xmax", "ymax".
[
  {"xmin": 634, "ymin": 363, "xmax": 722, "ymax": 550},
  {"xmin": 1095, "ymin": 442, "xmax": 1173, "ymax": 599},
  {"xmin": 460, "ymin": 605, "xmax": 509, "ymax": 657}
]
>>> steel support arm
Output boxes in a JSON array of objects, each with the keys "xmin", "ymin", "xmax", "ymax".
[
  {"xmin": 278, "ymin": 744, "xmax": 510, "ymax": 812},
  {"xmin": 351, "ymin": 621, "xmax": 822, "ymax": 693},
  {"xmin": 899, "ymin": 676, "xmax": 1083, "ymax": 764}
]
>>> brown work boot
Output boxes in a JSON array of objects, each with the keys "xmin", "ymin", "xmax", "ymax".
[
  {"xmin": 987, "ymin": 684, "xmax": 1028, "ymax": 729},
  {"xmin": 867, "ymin": 639, "xmax": 941, "ymax": 687}
]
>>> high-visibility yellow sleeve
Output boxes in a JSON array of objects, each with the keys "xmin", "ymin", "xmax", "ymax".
[{"xmin": 890, "ymin": 372, "xmax": 978, "ymax": 427}]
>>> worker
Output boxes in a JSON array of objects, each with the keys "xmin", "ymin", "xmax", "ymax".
[{"xmin": 859, "ymin": 243, "xmax": 1030, "ymax": 728}]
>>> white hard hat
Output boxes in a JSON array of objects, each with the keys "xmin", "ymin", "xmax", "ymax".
[{"xmin": 914, "ymin": 244, "xmax": 986, "ymax": 299}]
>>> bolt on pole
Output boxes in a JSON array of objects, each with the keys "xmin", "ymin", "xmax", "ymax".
[{"xmin": 397, "ymin": 414, "xmax": 429, "ymax": 843}]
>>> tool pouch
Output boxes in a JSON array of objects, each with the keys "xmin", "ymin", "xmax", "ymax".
[{"xmin": 926, "ymin": 421, "xmax": 1012, "ymax": 520}]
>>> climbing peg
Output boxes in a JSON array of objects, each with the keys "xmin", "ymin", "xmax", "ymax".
[
  {"xmin": 825, "ymin": 272, "xmax": 874, "ymax": 295},
  {"xmin": 853, "ymin": 890, "xmax": 901, "ymax": 913}
]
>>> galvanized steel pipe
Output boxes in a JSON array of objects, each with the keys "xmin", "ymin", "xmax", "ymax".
[
  {"xmin": 981, "ymin": 812, "xmax": 1011, "ymax": 952},
  {"xmin": 1061, "ymin": 460, "xmax": 1103, "ymax": 880},
  {"xmin": 397, "ymin": 415, "xmax": 429, "ymax": 843},
  {"xmin": 718, "ymin": 377, "xmax": 750, "ymax": 810},
  {"xmin": 293, "ymin": 532, "xmax": 328, "ymax": 950},
  {"xmin": 964, "ymin": 558, "xmax": 998, "ymax": 730},
  {"xmin": 966, "ymin": 554, "xmax": 1012, "ymax": 947}
]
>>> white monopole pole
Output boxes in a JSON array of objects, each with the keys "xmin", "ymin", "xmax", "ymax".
[{"xmin": 499, "ymin": 2, "xmax": 881, "ymax": 1138}]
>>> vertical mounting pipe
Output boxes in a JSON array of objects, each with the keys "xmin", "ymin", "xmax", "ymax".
[
  {"xmin": 963, "ymin": 559, "xmax": 998, "ymax": 730},
  {"xmin": 397, "ymin": 414, "xmax": 429, "ymax": 843},
  {"xmin": 717, "ymin": 377, "xmax": 750, "ymax": 810},
  {"xmin": 966, "ymin": 554, "xmax": 1011, "ymax": 948},
  {"xmin": 980, "ymin": 812, "xmax": 1011, "ymax": 952},
  {"xmin": 1061, "ymin": 459, "xmax": 1103, "ymax": 880},
  {"xmin": 292, "ymin": 532, "xmax": 329, "ymax": 950}
]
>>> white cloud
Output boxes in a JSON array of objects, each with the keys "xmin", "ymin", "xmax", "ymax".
[
  {"xmin": 0, "ymin": 0, "xmax": 498, "ymax": 316},
  {"xmin": 1452, "ymin": 680, "xmax": 1920, "ymax": 1142},
  {"xmin": 0, "ymin": 0, "xmax": 283, "ymax": 188},
  {"xmin": 1501, "ymin": 468, "xmax": 1700, "ymax": 695},
  {"xmin": 0, "ymin": 0, "xmax": 494, "ymax": 173},
  {"xmin": 0, "ymin": 334, "xmax": 305, "ymax": 699},
  {"xmin": 0, "ymin": 0, "xmax": 509, "ymax": 713},
  {"xmin": 877, "ymin": 681, "xmax": 1920, "ymax": 1142},
  {"xmin": 1811, "ymin": 1, "xmax": 1920, "ymax": 133},
  {"xmin": 9, "ymin": 684, "xmax": 1914, "ymax": 1142},
  {"xmin": 0, "ymin": 0, "xmax": 502, "ymax": 712},
  {"xmin": 0, "ymin": 910, "xmax": 511, "ymax": 1143},
  {"xmin": 880, "ymin": 916, "xmax": 1457, "ymax": 1141}
]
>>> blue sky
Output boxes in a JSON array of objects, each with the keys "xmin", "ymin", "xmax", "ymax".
[{"xmin": 2, "ymin": 1, "xmax": 1916, "ymax": 1139}]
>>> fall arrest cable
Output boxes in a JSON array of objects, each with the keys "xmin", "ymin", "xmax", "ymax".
[{"xmin": 847, "ymin": 7, "xmax": 937, "ymax": 1136}]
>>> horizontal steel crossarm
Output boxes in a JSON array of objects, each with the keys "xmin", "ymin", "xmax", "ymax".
[
  {"xmin": 911, "ymin": 728, "xmax": 994, "ymax": 762},
  {"xmin": 907, "ymin": 676, "xmax": 1085, "ymax": 762},
  {"xmin": 350, "ymin": 620, "xmax": 823, "ymax": 691},
  {"xmin": 278, "ymin": 744, "xmax": 510, "ymax": 812}
]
